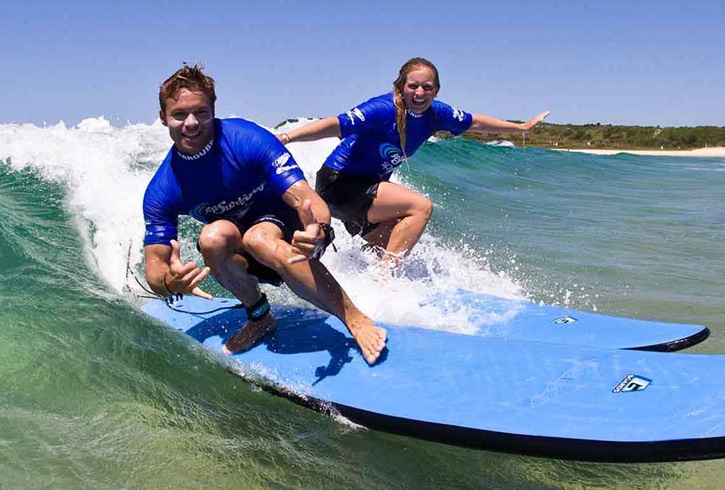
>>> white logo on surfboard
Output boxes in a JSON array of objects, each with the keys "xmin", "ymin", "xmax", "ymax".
[{"xmin": 612, "ymin": 374, "xmax": 652, "ymax": 393}]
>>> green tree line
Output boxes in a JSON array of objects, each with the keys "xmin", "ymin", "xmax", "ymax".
[{"xmin": 456, "ymin": 123, "xmax": 725, "ymax": 150}]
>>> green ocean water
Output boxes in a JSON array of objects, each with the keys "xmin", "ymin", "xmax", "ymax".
[{"xmin": 1, "ymin": 122, "xmax": 724, "ymax": 489}]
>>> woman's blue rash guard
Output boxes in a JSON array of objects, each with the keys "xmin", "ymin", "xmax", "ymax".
[
  {"xmin": 143, "ymin": 118, "xmax": 305, "ymax": 247},
  {"xmin": 323, "ymin": 92, "xmax": 473, "ymax": 180}
]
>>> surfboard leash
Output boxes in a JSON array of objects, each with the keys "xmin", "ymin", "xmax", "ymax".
[{"xmin": 124, "ymin": 241, "xmax": 249, "ymax": 316}]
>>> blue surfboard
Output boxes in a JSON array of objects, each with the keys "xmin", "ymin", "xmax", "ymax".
[
  {"xmin": 141, "ymin": 296, "xmax": 725, "ymax": 462},
  {"xmin": 146, "ymin": 291, "xmax": 710, "ymax": 352},
  {"xmin": 429, "ymin": 289, "xmax": 709, "ymax": 351}
]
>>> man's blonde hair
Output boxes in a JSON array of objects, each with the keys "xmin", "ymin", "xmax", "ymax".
[{"xmin": 159, "ymin": 63, "xmax": 217, "ymax": 112}]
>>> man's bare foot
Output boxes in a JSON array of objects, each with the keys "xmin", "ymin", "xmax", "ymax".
[
  {"xmin": 348, "ymin": 317, "xmax": 388, "ymax": 365},
  {"xmin": 222, "ymin": 313, "xmax": 277, "ymax": 355}
]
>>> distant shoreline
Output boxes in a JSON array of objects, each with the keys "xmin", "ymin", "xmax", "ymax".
[
  {"xmin": 459, "ymin": 123, "xmax": 725, "ymax": 154},
  {"xmin": 552, "ymin": 147, "xmax": 725, "ymax": 158}
]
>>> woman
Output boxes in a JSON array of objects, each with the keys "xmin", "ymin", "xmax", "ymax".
[{"xmin": 279, "ymin": 57, "xmax": 549, "ymax": 272}]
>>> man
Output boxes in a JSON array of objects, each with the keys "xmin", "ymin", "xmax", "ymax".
[{"xmin": 143, "ymin": 63, "xmax": 387, "ymax": 365}]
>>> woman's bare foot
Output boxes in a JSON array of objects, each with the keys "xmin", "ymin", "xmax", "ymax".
[
  {"xmin": 348, "ymin": 317, "xmax": 388, "ymax": 365},
  {"xmin": 222, "ymin": 313, "xmax": 277, "ymax": 355},
  {"xmin": 374, "ymin": 251, "xmax": 403, "ymax": 282}
]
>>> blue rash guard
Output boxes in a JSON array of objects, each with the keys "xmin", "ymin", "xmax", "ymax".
[
  {"xmin": 324, "ymin": 92, "xmax": 474, "ymax": 180},
  {"xmin": 143, "ymin": 118, "xmax": 305, "ymax": 247}
]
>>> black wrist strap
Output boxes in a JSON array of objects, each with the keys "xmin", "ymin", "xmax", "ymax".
[
  {"xmin": 161, "ymin": 273, "xmax": 183, "ymax": 304},
  {"xmin": 245, "ymin": 293, "xmax": 270, "ymax": 321},
  {"xmin": 314, "ymin": 222, "xmax": 337, "ymax": 258},
  {"xmin": 162, "ymin": 273, "xmax": 174, "ymax": 296}
]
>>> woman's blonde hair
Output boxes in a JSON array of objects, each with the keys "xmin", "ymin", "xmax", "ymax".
[{"xmin": 392, "ymin": 58, "xmax": 440, "ymax": 156}]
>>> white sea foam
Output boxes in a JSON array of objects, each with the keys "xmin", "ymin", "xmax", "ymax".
[{"xmin": 0, "ymin": 117, "xmax": 524, "ymax": 334}]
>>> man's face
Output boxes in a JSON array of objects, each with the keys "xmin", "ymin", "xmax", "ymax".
[{"xmin": 160, "ymin": 88, "xmax": 215, "ymax": 155}]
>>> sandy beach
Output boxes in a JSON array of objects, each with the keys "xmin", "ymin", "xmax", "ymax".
[{"xmin": 554, "ymin": 147, "xmax": 725, "ymax": 157}]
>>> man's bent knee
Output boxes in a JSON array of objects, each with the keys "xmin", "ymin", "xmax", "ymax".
[
  {"xmin": 198, "ymin": 221, "xmax": 240, "ymax": 255},
  {"xmin": 242, "ymin": 229, "xmax": 286, "ymax": 269}
]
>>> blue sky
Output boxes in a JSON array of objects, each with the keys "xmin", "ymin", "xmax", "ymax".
[{"xmin": 3, "ymin": 1, "xmax": 723, "ymax": 128}]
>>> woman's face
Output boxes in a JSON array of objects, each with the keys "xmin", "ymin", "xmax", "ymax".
[{"xmin": 402, "ymin": 66, "xmax": 439, "ymax": 114}]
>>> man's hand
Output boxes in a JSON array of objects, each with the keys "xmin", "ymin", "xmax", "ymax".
[
  {"xmin": 164, "ymin": 239, "xmax": 213, "ymax": 299},
  {"xmin": 289, "ymin": 199, "xmax": 325, "ymax": 264}
]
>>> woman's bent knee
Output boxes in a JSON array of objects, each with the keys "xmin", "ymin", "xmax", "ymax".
[{"xmin": 417, "ymin": 197, "xmax": 433, "ymax": 220}]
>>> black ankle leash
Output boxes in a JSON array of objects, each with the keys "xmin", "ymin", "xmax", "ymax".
[{"xmin": 246, "ymin": 293, "xmax": 271, "ymax": 320}]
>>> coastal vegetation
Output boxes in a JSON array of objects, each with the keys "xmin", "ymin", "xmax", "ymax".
[{"xmin": 457, "ymin": 122, "xmax": 725, "ymax": 150}]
